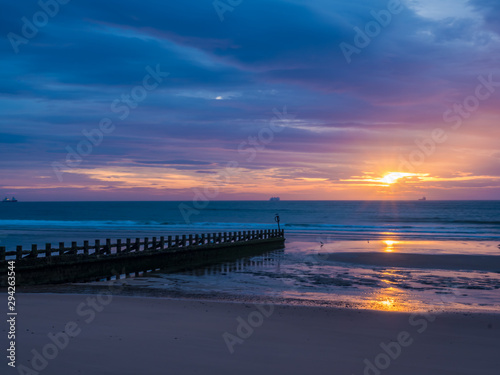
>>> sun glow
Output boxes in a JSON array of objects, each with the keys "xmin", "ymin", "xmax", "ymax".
[
  {"xmin": 380, "ymin": 172, "xmax": 420, "ymax": 184},
  {"xmin": 384, "ymin": 240, "xmax": 399, "ymax": 252}
]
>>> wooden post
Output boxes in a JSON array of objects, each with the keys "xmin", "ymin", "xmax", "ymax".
[
  {"xmin": 72, "ymin": 241, "xmax": 78, "ymax": 255},
  {"xmin": 201, "ymin": 234, "xmax": 205, "ymax": 245},
  {"xmin": 213, "ymin": 233, "xmax": 217, "ymax": 243},
  {"xmin": 174, "ymin": 235, "xmax": 179, "ymax": 247},
  {"xmin": 152, "ymin": 237, "xmax": 157, "ymax": 250},
  {"xmin": 59, "ymin": 242, "xmax": 65, "ymax": 256},
  {"xmin": 83, "ymin": 241, "xmax": 89, "ymax": 255},
  {"xmin": 44, "ymin": 243, "xmax": 51, "ymax": 258},
  {"xmin": 182, "ymin": 235, "xmax": 186, "ymax": 247},
  {"xmin": 0, "ymin": 246, "xmax": 5, "ymax": 261},
  {"xmin": 95, "ymin": 240, "xmax": 100, "ymax": 255},
  {"xmin": 223, "ymin": 232, "xmax": 227, "ymax": 242},
  {"xmin": 188, "ymin": 234, "xmax": 193, "ymax": 247},
  {"xmin": 207, "ymin": 233, "xmax": 211, "ymax": 244},
  {"xmin": 135, "ymin": 238, "xmax": 140, "ymax": 252},
  {"xmin": 31, "ymin": 244, "xmax": 38, "ymax": 258},
  {"xmin": 252, "ymin": 230, "xmax": 255, "ymax": 240},
  {"xmin": 116, "ymin": 239, "xmax": 122, "ymax": 254},
  {"xmin": 195, "ymin": 234, "xmax": 199, "ymax": 246},
  {"xmin": 168, "ymin": 235, "xmax": 172, "ymax": 248},
  {"xmin": 105, "ymin": 239, "xmax": 111, "ymax": 255},
  {"xmin": 144, "ymin": 237, "xmax": 149, "ymax": 251},
  {"xmin": 16, "ymin": 245, "xmax": 23, "ymax": 260},
  {"xmin": 238, "ymin": 231, "xmax": 242, "ymax": 241},
  {"xmin": 126, "ymin": 239, "xmax": 131, "ymax": 253},
  {"xmin": 160, "ymin": 236, "xmax": 165, "ymax": 250},
  {"xmin": 218, "ymin": 233, "xmax": 222, "ymax": 243}
]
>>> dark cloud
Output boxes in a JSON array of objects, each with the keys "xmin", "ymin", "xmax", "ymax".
[{"xmin": 0, "ymin": 0, "xmax": 499, "ymax": 199}]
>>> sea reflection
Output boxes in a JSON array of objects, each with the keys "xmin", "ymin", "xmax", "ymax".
[
  {"xmin": 383, "ymin": 240, "xmax": 399, "ymax": 252},
  {"xmin": 365, "ymin": 286, "xmax": 408, "ymax": 311}
]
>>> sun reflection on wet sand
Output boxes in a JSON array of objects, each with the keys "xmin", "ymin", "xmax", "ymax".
[
  {"xmin": 364, "ymin": 285, "xmax": 411, "ymax": 311},
  {"xmin": 383, "ymin": 240, "xmax": 399, "ymax": 252}
]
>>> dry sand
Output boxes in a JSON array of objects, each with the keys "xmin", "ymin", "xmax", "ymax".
[{"xmin": 3, "ymin": 293, "xmax": 499, "ymax": 375}]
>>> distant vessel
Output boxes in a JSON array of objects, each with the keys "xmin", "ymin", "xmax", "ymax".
[
  {"xmin": 2, "ymin": 197, "xmax": 18, "ymax": 202},
  {"xmin": 269, "ymin": 197, "xmax": 280, "ymax": 201},
  {"xmin": 418, "ymin": 196, "xmax": 426, "ymax": 201}
]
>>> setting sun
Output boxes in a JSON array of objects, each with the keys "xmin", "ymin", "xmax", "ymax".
[{"xmin": 380, "ymin": 172, "xmax": 422, "ymax": 184}]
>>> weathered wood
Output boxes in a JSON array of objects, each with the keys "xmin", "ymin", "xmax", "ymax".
[
  {"xmin": 16, "ymin": 246, "xmax": 23, "ymax": 260},
  {"xmin": 83, "ymin": 241, "xmax": 89, "ymax": 255},
  {"xmin": 31, "ymin": 244, "xmax": 38, "ymax": 258},
  {"xmin": 0, "ymin": 230, "xmax": 286, "ymax": 286},
  {"xmin": 168, "ymin": 235, "xmax": 172, "ymax": 248},
  {"xmin": 160, "ymin": 236, "xmax": 165, "ymax": 250},
  {"xmin": 44, "ymin": 244, "xmax": 51, "ymax": 258}
]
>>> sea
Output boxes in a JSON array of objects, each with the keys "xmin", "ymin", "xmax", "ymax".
[{"xmin": 1, "ymin": 200, "xmax": 499, "ymax": 312}]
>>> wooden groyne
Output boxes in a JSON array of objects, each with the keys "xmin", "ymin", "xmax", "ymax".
[{"xmin": 0, "ymin": 229, "xmax": 285, "ymax": 286}]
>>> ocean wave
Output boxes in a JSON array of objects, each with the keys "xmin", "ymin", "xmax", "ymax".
[
  {"xmin": 0, "ymin": 220, "xmax": 498, "ymax": 240},
  {"xmin": 380, "ymin": 217, "xmax": 500, "ymax": 225}
]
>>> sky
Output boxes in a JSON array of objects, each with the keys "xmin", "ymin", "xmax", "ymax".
[{"xmin": 1, "ymin": 0, "xmax": 499, "ymax": 201}]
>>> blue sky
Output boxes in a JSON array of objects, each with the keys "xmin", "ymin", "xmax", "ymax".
[{"xmin": 1, "ymin": 0, "xmax": 499, "ymax": 200}]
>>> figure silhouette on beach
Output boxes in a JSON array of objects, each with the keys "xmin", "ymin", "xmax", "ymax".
[{"xmin": 275, "ymin": 213, "xmax": 280, "ymax": 231}]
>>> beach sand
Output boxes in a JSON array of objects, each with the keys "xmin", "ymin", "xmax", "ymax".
[{"xmin": 4, "ymin": 293, "xmax": 499, "ymax": 375}]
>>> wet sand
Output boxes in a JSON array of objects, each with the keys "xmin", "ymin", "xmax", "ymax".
[
  {"xmin": 4, "ymin": 293, "xmax": 499, "ymax": 375},
  {"xmin": 322, "ymin": 252, "xmax": 500, "ymax": 272}
]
